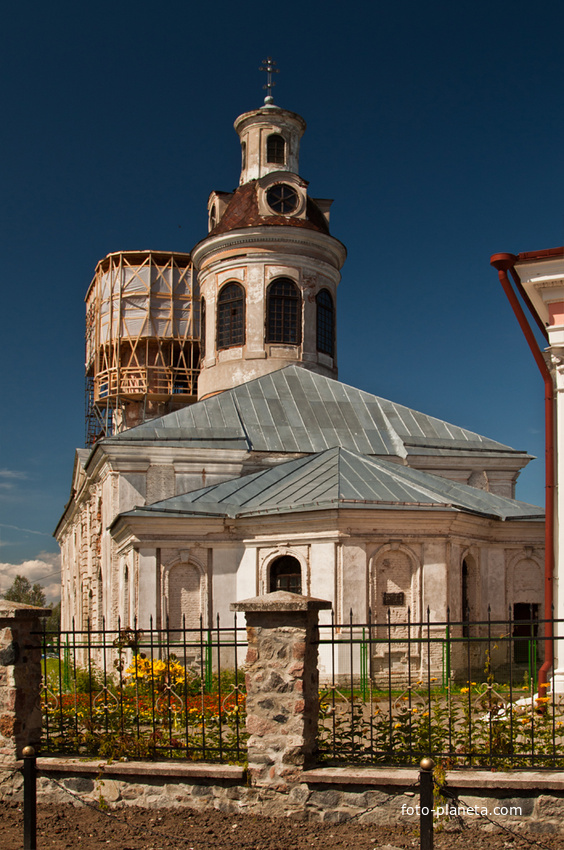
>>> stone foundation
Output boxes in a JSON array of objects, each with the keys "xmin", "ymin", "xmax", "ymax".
[{"xmin": 1, "ymin": 760, "xmax": 564, "ymax": 832}]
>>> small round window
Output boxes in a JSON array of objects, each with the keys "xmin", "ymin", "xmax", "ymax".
[{"xmin": 266, "ymin": 184, "xmax": 299, "ymax": 214}]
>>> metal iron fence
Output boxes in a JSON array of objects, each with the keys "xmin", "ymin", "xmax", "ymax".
[
  {"xmin": 316, "ymin": 608, "xmax": 563, "ymax": 769},
  {"xmin": 37, "ymin": 608, "xmax": 564, "ymax": 770},
  {"xmin": 37, "ymin": 616, "xmax": 248, "ymax": 763}
]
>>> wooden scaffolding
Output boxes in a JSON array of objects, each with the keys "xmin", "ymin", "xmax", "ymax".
[{"xmin": 85, "ymin": 250, "xmax": 200, "ymax": 443}]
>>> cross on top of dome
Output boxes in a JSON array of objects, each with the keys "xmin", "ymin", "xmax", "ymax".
[{"xmin": 259, "ymin": 56, "xmax": 279, "ymax": 104}]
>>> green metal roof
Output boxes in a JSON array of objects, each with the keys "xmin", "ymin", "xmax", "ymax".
[
  {"xmin": 122, "ymin": 447, "xmax": 542, "ymax": 522},
  {"xmin": 106, "ymin": 365, "xmax": 528, "ymax": 460}
]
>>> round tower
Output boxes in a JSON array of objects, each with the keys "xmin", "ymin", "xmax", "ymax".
[
  {"xmin": 192, "ymin": 100, "xmax": 347, "ymax": 400},
  {"xmin": 85, "ymin": 250, "xmax": 200, "ymax": 441},
  {"xmin": 234, "ymin": 104, "xmax": 305, "ymax": 184}
]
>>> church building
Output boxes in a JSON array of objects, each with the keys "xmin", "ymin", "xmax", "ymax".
[{"xmin": 55, "ymin": 78, "xmax": 545, "ymax": 677}]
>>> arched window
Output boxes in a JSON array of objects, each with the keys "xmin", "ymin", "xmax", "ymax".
[
  {"xmin": 266, "ymin": 278, "xmax": 301, "ymax": 345},
  {"xmin": 267, "ymin": 134, "xmax": 285, "ymax": 164},
  {"xmin": 462, "ymin": 555, "xmax": 478, "ymax": 637},
  {"xmin": 97, "ymin": 569, "xmax": 103, "ymax": 628},
  {"xmin": 209, "ymin": 205, "xmax": 216, "ymax": 231},
  {"xmin": 217, "ymin": 283, "xmax": 245, "ymax": 349},
  {"xmin": 123, "ymin": 564, "xmax": 129, "ymax": 627},
  {"xmin": 316, "ymin": 289, "xmax": 334, "ymax": 356},
  {"xmin": 241, "ymin": 140, "xmax": 246, "ymax": 170},
  {"xmin": 269, "ymin": 555, "xmax": 302, "ymax": 594},
  {"xmin": 200, "ymin": 297, "xmax": 206, "ymax": 358}
]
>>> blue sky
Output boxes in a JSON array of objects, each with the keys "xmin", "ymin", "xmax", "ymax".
[{"xmin": 1, "ymin": 0, "xmax": 562, "ymax": 600}]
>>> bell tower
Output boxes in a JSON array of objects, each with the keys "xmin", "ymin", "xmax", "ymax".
[
  {"xmin": 234, "ymin": 100, "xmax": 305, "ymax": 184},
  {"xmin": 192, "ymin": 61, "xmax": 347, "ymax": 400}
]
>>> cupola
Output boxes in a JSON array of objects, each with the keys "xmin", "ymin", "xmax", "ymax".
[{"xmin": 234, "ymin": 105, "xmax": 306, "ymax": 184}]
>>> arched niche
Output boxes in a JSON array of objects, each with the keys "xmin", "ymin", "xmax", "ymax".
[
  {"xmin": 370, "ymin": 543, "xmax": 419, "ymax": 626},
  {"xmin": 163, "ymin": 559, "xmax": 207, "ymax": 631}
]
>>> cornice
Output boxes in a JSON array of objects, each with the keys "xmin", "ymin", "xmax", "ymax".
[{"xmin": 191, "ymin": 226, "xmax": 347, "ymax": 271}]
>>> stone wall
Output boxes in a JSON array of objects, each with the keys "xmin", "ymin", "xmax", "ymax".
[{"xmin": 2, "ymin": 760, "xmax": 564, "ymax": 833}]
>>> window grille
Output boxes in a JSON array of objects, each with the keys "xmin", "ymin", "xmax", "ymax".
[
  {"xmin": 217, "ymin": 283, "xmax": 245, "ymax": 349},
  {"xmin": 266, "ymin": 278, "xmax": 301, "ymax": 345},
  {"xmin": 316, "ymin": 289, "xmax": 334, "ymax": 355},
  {"xmin": 269, "ymin": 555, "xmax": 302, "ymax": 594},
  {"xmin": 200, "ymin": 297, "xmax": 206, "ymax": 358},
  {"xmin": 267, "ymin": 134, "xmax": 285, "ymax": 164}
]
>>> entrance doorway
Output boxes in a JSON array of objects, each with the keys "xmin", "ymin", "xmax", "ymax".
[{"xmin": 513, "ymin": 602, "xmax": 539, "ymax": 665}]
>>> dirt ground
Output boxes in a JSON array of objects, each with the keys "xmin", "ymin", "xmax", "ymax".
[{"xmin": 2, "ymin": 802, "xmax": 564, "ymax": 850}]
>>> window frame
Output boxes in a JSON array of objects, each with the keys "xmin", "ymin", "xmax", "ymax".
[
  {"xmin": 316, "ymin": 288, "xmax": 335, "ymax": 356},
  {"xmin": 269, "ymin": 555, "xmax": 302, "ymax": 594},
  {"xmin": 266, "ymin": 277, "xmax": 302, "ymax": 345},
  {"xmin": 217, "ymin": 282, "xmax": 246, "ymax": 350},
  {"xmin": 200, "ymin": 296, "xmax": 206, "ymax": 358},
  {"xmin": 266, "ymin": 133, "xmax": 286, "ymax": 165}
]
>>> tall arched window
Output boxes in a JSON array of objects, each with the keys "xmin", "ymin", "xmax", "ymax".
[
  {"xmin": 269, "ymin": 555, "xmax": 302, "ymax": 594},
  {"xmin": 209, "ymin": 205, "xmax": 216, "ymax": 231},
  {"xmin": 316, "ymin": 289, "xmax": 334, "ymax": 356},
  {"xmin": 267, "ymin": 134, "xmax": 285, "ymax": 164},
  {"xmin": 200, "ymin": 297, "xmax": 206, "ymax": 358},
  {"xmin": 97, "ymin": 568, "xmax": 103, "ymax": 628},
  {"xmin": 123, "ymin": 564, "xmax": 129, "ymax": 627},
  {"xmin": 266, "ymin": 278, "xmax": 301, "ymax": 345},
  {"xmin": 217, "ymin": 283, "xmax": 245, "ymax": 349},
  {"xmin": 462, "ymin": 555, "xmax": 478, "ymax": 636},
  {"xmin": 241, "ymin": 140, "xmax": 246, "ymax": 170}
]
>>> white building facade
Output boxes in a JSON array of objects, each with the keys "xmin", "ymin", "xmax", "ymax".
[{"xmin": 56, "ymin": 97, "xmax": 545, "ymax": 679}]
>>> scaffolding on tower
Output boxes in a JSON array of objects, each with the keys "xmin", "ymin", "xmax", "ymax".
[{"xmin": 85, "ymin": 250, "xmax": 200, "ymax": 445}]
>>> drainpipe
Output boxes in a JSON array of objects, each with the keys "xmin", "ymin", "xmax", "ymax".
[{"xmin": 490, "ymin": 253, "xmax": 555, "ymax": 691}]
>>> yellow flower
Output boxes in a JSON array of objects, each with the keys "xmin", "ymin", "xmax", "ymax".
[
  {"xmin": 394, "ymin": 722, "xmax": 402, "ymax": 729},
  {"xmin": 460, "ymin": 687, "xmax": 469, "ymax": 694}
]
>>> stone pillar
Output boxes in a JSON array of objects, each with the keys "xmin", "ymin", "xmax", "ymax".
[
  {"xmin": 0, "ymin": 602, "xmax": 51, "ymax": 763},
  {"xmin": 231, "ymin": 590, "xmax": 331, "ymax": 790}
]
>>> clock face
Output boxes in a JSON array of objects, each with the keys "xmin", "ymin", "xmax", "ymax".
[{"xmin": 266, "ymin": 184, "xmax": 299, "ymax": 214}]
